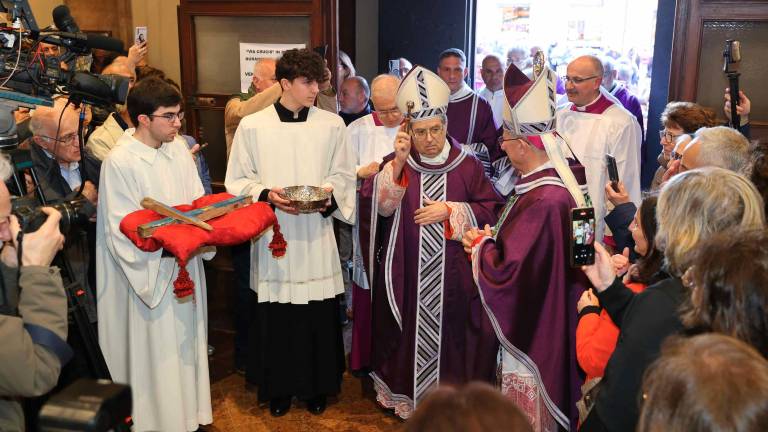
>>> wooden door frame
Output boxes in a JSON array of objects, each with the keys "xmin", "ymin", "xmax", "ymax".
[
  {"xmin": 177, "ymin": 0, "xmax": 338, "ymax": 142},
  {"xmin": 669, "ymin": 0, "xmax": 768, "ymax": 101}
]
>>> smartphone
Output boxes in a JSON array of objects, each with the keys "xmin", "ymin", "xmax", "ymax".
[
  {"xmin": 388, "ymin": 59, "xmax": 400, "ymax": 77},
  {"xmin": 570, "ymin": 207, "xmax": 596, "ymax": 267},
  {"xmin": 606, "ymin": 154, "xmax": 619, "ymax": 192},
  {"xmin": 134, "ymin": 26, "xmax": 147, "ymax": 45}
]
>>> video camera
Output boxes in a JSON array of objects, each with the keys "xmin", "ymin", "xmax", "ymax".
[{"xmin": 0, "ymin": 0, "xmax": 129, "ymax": 232}]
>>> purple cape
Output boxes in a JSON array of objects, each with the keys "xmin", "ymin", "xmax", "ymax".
[
  {"xmin": 359, "ymin": 140, "xmax": 505, "ymax": 415},
  {"xmin": 447, "ymin": 93, "xmax": 504, "ymax": 166},
  {"xmin": 472, "ymin": 164, "xmax": 590, "ymax": 429}
]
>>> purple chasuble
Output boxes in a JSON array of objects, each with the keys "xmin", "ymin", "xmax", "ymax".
[
  {"xmin": 610, "ymin": 84, "xmax": 645, "ymax": 142},
  {"xmin": 446, "ymin": 91, "xmax": 503, "ymax": 178},
  {"xmin": 472, "ymin": 164, "xmax": 590, "ymax": 430},
  {"xmin": 359, "ymin": 140, "xmax": 504, "ymax": 419}
]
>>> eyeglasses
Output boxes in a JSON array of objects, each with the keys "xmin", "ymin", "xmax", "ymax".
[
  {"xmin": 148, "ymin": 111, "xmax": 184, "ymax": 122},
  {"xmin": 375, "ymin": 107, "xmax": 401, "ymax": 116},
  {"xmin": 659, "ymin": 129, "xmax": 683, "ymax": 142},
  {"xmin": 412, "ymin": 125, "xmax": 444, "ymax": 139},
  {"xmin": 497, "ymin": 136, "xmax": 519, "ymax": 146},
  {"xmin": 563, "ymin": 75, "xmax": 599, "ymax": 84},
  {"xmin": 40, "ymin": 133, "xmax": 78, "ymax": 146}
]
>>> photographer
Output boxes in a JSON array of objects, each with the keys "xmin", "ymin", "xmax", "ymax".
[
  {"xmin": 0, "ymin": 153, "xmax": 70, "ymax": 431},
  {"xmin": 25, "ymin": 98, "xmax": 100, "ymax": 320}
]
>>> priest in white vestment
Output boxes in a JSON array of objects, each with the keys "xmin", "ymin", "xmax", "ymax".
[
  {"xmin": 96, "ymin": 78, "xmax": 212, "ymax": 432},
  {"xmin": 346, "ymin": 73, "xmax": 402, "ymax": 373},
  {"xmin": 225, "ymin": 48, "xmax": 355, "ymax": 417},
  {"xmin": 556, "ymin": 55, "xmax": 642, "ymax": 241}
]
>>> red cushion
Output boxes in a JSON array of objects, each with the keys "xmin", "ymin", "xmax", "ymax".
[{"xmin": 120, "ymin": 193, "xmax": 276, "ymax": 266}]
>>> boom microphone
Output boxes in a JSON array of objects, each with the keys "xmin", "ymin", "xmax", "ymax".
[
  {"xmin": 52, "ymin": 5, "xmax": 79, "ymax": 34},
  {"xmin": 43, "ymin": 33, "xmax": 125, "ymax": 53}
]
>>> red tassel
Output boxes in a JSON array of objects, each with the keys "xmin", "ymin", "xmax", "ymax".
[
  {"xmin": 173, "ymin": 265, "xmax": 195, "ymax": 298},
  {"xmin": 268, "ymin": 221, "xmax": 287, "ymax": 258}
]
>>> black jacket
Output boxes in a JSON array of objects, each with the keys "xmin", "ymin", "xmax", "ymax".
[
  {"xmin": 604, "ymin": 202, "xmax": 637, "ymax": 256},
  {"xmin": 27, "ymin": 140, "xmax": 101, "ymax": 218},
  {"xmin": 581, "ymin": 274, "xmax": 686, "ymax": 432}
]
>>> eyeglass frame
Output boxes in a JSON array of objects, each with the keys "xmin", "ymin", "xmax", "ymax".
[
  {"xmin": 659, "ymin": 129, "xmax": 684, "ymax": 142},
  {"xmin": 563, "ymin": 75, "xmax": 599, "ymax": 85},
  {"xmin": 374, "ymin": 107, "xmax": 402, "ymax": 116},
  {"xmin": 411, "ymin": 124, "xmax": 445, "ymax": 139},
  {"xmin": 147, "ymin": 111, "xmax": 185, "ymax": 122},
  {"xmin": 38, "ymin": 133, "xmax": 79, "ymax": 146}
]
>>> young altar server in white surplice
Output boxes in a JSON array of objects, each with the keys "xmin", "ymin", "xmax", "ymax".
[
  {"xmin": 225, "ymin": 48, "xmax": 356, "ymax": 417},
  {"xmin": 96, "ymin": 77, "xmax": 213, "ymax": 432}
]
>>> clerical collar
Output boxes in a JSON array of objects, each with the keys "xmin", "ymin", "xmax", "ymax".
[
  {"xmin": 420, "ymin": 140, "xmax": 450, "ymax": 165},
  {"xmin": 520, "ymin": 160, "xmax": 554, "ymax": 179},
  {"xmin": 449, "ymin": 83, "xmax": 474, "ymax": 102},
  {"xmin": 274, "ymin": 101, "xmax": 309, "ymax": 122},
  {"xmin": 570, "ymin": 94, "xmax": 613, "ymax": 115}
]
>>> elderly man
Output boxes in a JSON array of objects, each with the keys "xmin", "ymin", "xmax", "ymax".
[
  {"xmin": 346, "ymin": 74, "xmax": 402, "ymax": 373},
  {"xmin": 556, "ymin": 55, "xmax": 641, "ymax": 241},
  {"xmin": 679, "ymin": 126, "xmax": 749, "ymax": 173},
  {"xmin": 28, "ymin": 98, "xmax": 100, "ymax": 322},
  {"xmin": 478, "ymin": 54, "xmax": 505, "ymax": 126},
  {"xmin": 397, "ymin": 57, "xmax": 412, "ymax": 78},
  {"xmin": 360, "ymin": 66, "xmax": 503, "ymax": 419},
  {"xmin": 437, "ymin": 48, "xmax": 501, "ymax": 182},
  {"xmin": 465, "ymin": 62, "xmax": 590, "ymax": 431},
  {"xmin": 602, "ymin": 57, "xmax": 644, "ymax": 141},
  {"xmin": 339, "ymin": 76, "xmax": 371, "ymax": 126},
  {"xmin": 86, "ymin": 60, "xmax": 137, "ymax": 160}
]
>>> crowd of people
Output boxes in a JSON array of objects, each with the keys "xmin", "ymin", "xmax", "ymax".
[{"xmin": 1, "ymin": 32, "xmax": 767, "ymax": 432}]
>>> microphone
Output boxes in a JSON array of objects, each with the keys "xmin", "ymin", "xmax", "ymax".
[
  {"xmin": 52, "ymin": 5, "xmax": 80, "ymax": 34},
  {"xmin": 44, "ymin": 33, "xmax": 125, "ymax": 53}
]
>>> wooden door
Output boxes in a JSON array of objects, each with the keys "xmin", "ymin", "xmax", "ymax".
[
  {"xmin": 669, "ymin": 0, "xmax": 768, "ymax": 141},
  {"xmin": 178, "ymin": 0, "xmax": 339, "ymax": 190}
]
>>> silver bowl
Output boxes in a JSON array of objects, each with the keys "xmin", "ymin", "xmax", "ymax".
[{"xmin": 280, "ymin": 185, "xmax": 331, "ymax": 213}]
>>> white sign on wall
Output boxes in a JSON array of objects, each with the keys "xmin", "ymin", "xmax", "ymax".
[{"xmin": 239, "ymin": 42, "xmax": 305, "ymax": 93}]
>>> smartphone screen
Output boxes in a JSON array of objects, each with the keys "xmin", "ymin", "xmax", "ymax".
[
  {"xmin": 388, "ymin": 59, "xmax": 400, "ymax": 76},
  {"xmin": 606, "ymin": 154, "xmax": 619, "ymax": 192},
  {"xmin": 135, "ymin": 26, "xmax": 147, "ymax": 45},
  {"xmin": 570, "ymin": 207, "xmax": 596, "ymax": 267}
]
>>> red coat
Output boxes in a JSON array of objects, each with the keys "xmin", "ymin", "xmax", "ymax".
[{"xmin": 576, "ymin": 281, "xmax": 646, "ymax": 381}]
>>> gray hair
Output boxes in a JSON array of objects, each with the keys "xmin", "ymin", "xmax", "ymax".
[
  {"xmin": 656, "ymin": 167, "xmax": 765, "ymax": 275},
  {"xmin": 0, "ymin": 153, "xmax": 12, "ymax": 181},
  {"xmin": 695, "ymin": 126, "xmax": 750, "ymax": 173},
  {"xmin": 601, "ymin": 57, "xmax": 615, "ymax": 79}
]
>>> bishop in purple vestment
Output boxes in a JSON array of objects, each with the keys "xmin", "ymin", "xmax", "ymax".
[
  {"xmin": 465, "ymin": 60, "xmax": 591, "ymax": 431},
  {"xmin": 359, "ymin": 66, "xmax": 504, "ymax": 419}
]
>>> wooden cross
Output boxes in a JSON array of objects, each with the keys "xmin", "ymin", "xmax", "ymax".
[{"xmin": 138, "ymin": 195, "xmax": 253, "ymax": 238}]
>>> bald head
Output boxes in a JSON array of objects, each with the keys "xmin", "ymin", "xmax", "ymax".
[
  {"xmin": 252, "ymin": 58, "xmax": 277, "ymax": 93},
  {"xmin": 565, "ymin": 55, "xmax": 604, "ymax": 106},
  {"xmin": 339, "ymin": 76, "xmax": 370, "ymax": 114},
  {"xmin": 30, "ymin": 98, "xmax": 83, "ymax": 164},
  {"xmin": 480, "ymin": 55, "xmax": 503, "ymax": 91},
  {"xmin": 103, "ymin": 59, "xmax": 137, "ymax": 88},
  {"xmin": 370, "ymin": 74, "xmax": 402, "ymax": 128}
]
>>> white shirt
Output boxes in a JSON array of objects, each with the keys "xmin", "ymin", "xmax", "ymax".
[{"xmin": 478, "ymin": 86, "xmax": 505, "ymax": 127}]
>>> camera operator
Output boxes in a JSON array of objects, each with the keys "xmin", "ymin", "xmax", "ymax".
[
  {"xmin": 25, "ymin": 98, "xmax": 100, "ymax": 320},
  {"xmin": 0, "ymin": 153, "xmax": 70, "ymax": 431}
]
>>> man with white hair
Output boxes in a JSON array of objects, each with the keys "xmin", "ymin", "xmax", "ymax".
[
  {"xmin": 556, "ymin": 55, "xmax": 642, "ymax": 241},
  {"xmin": 346, "ymin": 73, "xmax": 403, "ymax": 373},
  {"xmin": 360, "ymin": 66, "xmax": 503, "ymax": 419},
  {"xmin": 679, "ymin": 126, "xmax": 750, "ymax": 173}
]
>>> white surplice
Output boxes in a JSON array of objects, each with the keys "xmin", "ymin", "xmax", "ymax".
[
  {"xmin": 346, "ymin": 113, "xmax": 398, "ymax": 289},
  {"xmin": 96, "ymin": 130, "xmax": 213, "ymax": 432},
  {"xmin": 225, "ymin": 105, "xmax": 356, "ymax": 304},
  {"xmin": 556, "ymin": 92, "xmax": 642, "ymax": 241}
]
